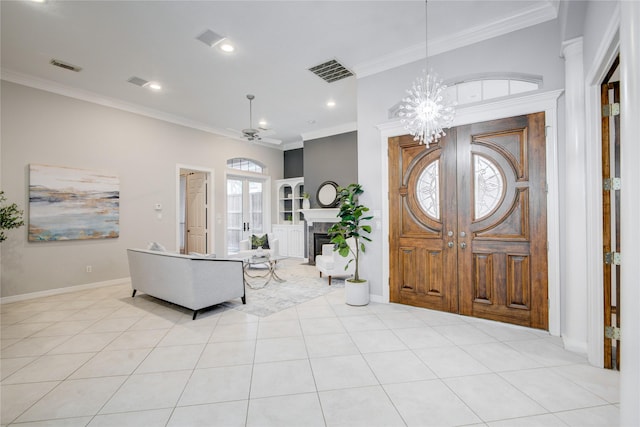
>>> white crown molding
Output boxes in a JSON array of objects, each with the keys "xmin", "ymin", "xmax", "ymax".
[
  {"xmin": 301, "ymin": 121, "xmax": 357, "ymax": 142},
  {"xmin": 0, "ymin": 68, "xmax": 290, "ymax": 148},
  {"xmin": 282, "ymin": 140, "xmax": 304, "ymax": 151},
  {"xmin": 354, "ymin": 1, "xmax": 559, "ymax": 79}
]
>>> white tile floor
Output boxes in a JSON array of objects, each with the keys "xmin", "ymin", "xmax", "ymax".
[{"xmin": 1, "ymin": 269, "xmax": 620, "ymax": 427}]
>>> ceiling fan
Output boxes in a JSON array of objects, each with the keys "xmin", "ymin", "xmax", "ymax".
[{"xmin": 229, "ymin": 94, "xmax": 281, "ymax": 145}]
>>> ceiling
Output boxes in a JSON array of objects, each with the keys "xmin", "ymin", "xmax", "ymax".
[{"xmin": 0, "ymin": 1, "xmax": 559, "ymax": 149}]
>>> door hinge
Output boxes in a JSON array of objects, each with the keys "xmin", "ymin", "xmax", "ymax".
[
  {"xmin": 604, "ymin": 252, "xmax": 621, "ymax": 265},
  {"xmin": 603, "ymin": 103, "xmax": 620, "ymax": 117},
  {"xmin": 603, "ymin": 177, "xmax": 621, "ymax": 191},
  {"xmin": 605, "ymin": 326, "xmax": 621, "ymax": 340}
]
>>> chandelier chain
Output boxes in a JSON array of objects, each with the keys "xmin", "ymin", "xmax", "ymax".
[{"xmin": 398, "ymin": 0, "xmax": 455, "ymax": 148}]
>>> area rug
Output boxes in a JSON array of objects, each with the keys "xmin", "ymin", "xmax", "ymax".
[{"xmin": 222, "ymin": 259, "xmax": 345, "ymax": 317}]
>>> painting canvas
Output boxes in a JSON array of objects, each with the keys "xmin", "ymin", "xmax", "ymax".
[{"xmin": 29, "ymin": 164, "xmax": 119, "ymax": 241}]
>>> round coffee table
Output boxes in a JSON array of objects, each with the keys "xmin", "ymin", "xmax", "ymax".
[{"xmin": 241, "ymin": 254, "xmax": 287, "ymax": 289}]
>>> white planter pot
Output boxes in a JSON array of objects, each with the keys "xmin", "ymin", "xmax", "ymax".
[
  {"xmin": 345, "ymin": 279, "xmax": 369, "ymax": 306},
  {"xmin": 302, "ymin": 198, "xmax": 310, "ymax": 210}
]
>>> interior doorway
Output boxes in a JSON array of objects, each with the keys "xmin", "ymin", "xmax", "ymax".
[
  {"xmin": 601, "ymin": 57, "xmax": 621, "ymax": 370},
  {"xmin": 389, "ymin": 113, "xmax": 548, "ymax": 329},
  {"xmin": 177, "ymin": 166, "xmax": 213, "ymax": 255}
]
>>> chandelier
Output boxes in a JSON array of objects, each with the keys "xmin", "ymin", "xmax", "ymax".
[{"xmin": 398, "ymin": 0, "xmax": 455, "ymax": 147}]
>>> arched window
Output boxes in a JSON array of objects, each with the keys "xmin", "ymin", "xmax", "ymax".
[
  {"xmin": 390, "ymin": 73, "xmax": 542, "ymax": 118},
  {"xmin": 444, "ymin": 73, "xmax": 541, "ymax": 106},
  {"xmin": 226, "ymin": 158, "xmax": 265, "ymax": 174}
]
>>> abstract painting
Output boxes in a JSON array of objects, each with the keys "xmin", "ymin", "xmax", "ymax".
[{"xmin": 29, "ymin": 164, "xmax": 119, "ymax": 241}]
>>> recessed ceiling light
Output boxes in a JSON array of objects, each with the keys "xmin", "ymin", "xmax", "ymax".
[
  {"xmin": 147, "ymin": 82, "xmax": 162, "ymax": 91},
  {"xmin": 220, "ymin": 43, "xmax": 235, "ymax": 53},
  {"xmin": 259, "ymin": 120, "xmax": 267, "ymax": 127},
  {"xmin": 326, "ymin": 100, "xmax": 336, "ymax": 107}
]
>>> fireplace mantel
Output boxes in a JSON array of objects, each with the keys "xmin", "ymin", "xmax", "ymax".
[{"xmin": 300, "ymin": 208, "xmax": 339, "ymax": 225}]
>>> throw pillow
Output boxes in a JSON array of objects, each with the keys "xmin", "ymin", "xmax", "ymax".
[
  {"xmin": 147, "ymin": 241, "xmax": 167, "ymax": 252},
  {"xmin": 250, "ymin": 234, "xmax": 270, "ymax": 250}
]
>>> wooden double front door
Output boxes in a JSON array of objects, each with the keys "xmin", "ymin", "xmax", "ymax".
[{"xmin": 389, "ymin": 113, "xmax": 548, "ymax": 329}]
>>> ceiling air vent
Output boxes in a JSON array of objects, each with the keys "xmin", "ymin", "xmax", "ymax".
[
  {"xmin": 308, "ymin": 59, "xmax": 353, "ymax": 83},
  {"xmin": 196, "ymin": 29, "xmax": 226, "ymax": 47},
  {"xmin": 127, "ymin": 76, "xmax": 149, "ymax": 87},
  {"xmin": 50, "ymin": 59, "xmax": 82, "ymax": 72}
]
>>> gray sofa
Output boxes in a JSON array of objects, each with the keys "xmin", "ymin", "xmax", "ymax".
[{"xmin": 127, "ymin": 249, "xmax": 245, "ymax": 319}]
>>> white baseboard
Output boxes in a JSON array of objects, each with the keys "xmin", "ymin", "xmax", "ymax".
[
  {"xmin": 562, "ymin": 335, "xmax": 589, "ymax": 355},
  {"xmin": 0, "ymin": 277, "xmax": 130, "ymax": 304},
  {"xmin": 369, "ymin": 294, "xmax": 387, "ymax": 304}
]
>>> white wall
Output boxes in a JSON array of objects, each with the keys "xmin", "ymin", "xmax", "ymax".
[
  {"xmin": 0, "ymin": 81, "xmax": 283, "ymax": 298},
  {"xmin": 357, "ymin": 19, "xmax": 565, "ymax": 300}
]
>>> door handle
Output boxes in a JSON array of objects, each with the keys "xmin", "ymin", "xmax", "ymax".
[{"xmin": 460, "ymin": 242, "xmax": 467, "ymax": 249}]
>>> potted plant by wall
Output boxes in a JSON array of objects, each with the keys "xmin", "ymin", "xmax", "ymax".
[
  {"xmin": 328, "ymin": 183, "xmax": 373, "ymax": 306},
  {"xmin": 0, "ymin": 191, "xmax": 25, "ymax": 242}
]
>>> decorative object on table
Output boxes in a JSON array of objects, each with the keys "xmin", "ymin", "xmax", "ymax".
[
  {"xmin": 316, "ymin": 180, "xmax": 339, "ymax": 208},
  {"xmin": 328, "ymin": 183, "xmax": 373, "ymax": 305},
  {"xmin": 302, "ymin": 192, "xmax": 311, "ymax": 210},
  {"xmin": 0, "ymin": 191, "xmax": 25, "ymax": 242},
  {"xmin": 28, "ymin": 164, "xmax": 119, "ymax": 241},
  {"xmin": 398, "ymin": 0, "xmax": 455, "ymax": 148}
]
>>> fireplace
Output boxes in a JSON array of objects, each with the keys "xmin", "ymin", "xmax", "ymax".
[
  {"xmin": 313, "ymin": 233, "xmax": 332, "ymax": 259},
  {"xmin": 301, "ymin": 208, "xmax": 340, "ymax": 265}
]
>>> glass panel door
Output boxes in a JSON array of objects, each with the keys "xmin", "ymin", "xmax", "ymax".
[
  {"xmin": 226, "ymin": 177, "xmax": 265, "ymax": 255},
  {"xmin": 226, "ymin": 178, "xmax": 243, "ymax": 254}
]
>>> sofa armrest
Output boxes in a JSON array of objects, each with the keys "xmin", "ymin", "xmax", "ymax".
[{"xmin": 239, "ymin": 239, "xmax": 250, "ymax": 251}]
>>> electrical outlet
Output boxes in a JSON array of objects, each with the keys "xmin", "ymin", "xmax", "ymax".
[{"xmin": 86, "ymin": 265, "xmax": 92, "ymax": 273}]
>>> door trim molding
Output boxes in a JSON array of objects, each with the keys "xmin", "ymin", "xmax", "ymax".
[
  {"xmin": 584, "ymin": 5, "xmax": 620, "ymax": 367},
  {"xmin": 378, "ymin": 89, "xmax": 563, "ymax": 335},
  {"xmin": 176, "ymin": 164, "xmax": 215, "ymax": 254}
]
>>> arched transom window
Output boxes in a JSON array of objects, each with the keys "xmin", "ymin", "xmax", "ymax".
[{"xmin": 226, "ymin": 158, "xmax": 265, "ymax": 174}]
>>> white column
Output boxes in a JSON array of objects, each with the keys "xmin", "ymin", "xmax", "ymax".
[
  {"xmin": 620, "ymin": 2, "xmax": 640, "ymax": 426},
  {"xmin": 561, "ymin": 37, "xmax": 588, "ymax": 353}
]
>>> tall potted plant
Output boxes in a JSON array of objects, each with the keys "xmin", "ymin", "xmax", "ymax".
[
  {"xmin": 328, "ymin": 183, "xmax": 373, "ymax": 305},
  {"xmin": 0, "ymin": 191, "xmax": 25, "ymax": 242}
]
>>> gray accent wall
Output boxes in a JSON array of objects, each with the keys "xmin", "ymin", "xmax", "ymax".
[
  {"xmin": 303, "ymin": 131, "xmax": 357, "ymax": 208},
  {"xmin": 284, "ymin": 148, "xmax": 303, "ymax": 178},
  {"xmin": 0, "ymin": 81, "xmax": 284, "ymax": 298}
]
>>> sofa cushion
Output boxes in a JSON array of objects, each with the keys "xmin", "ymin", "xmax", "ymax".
[{"xmin": 251, "ymin": 234, "xmax": 270, "ymax": 249}]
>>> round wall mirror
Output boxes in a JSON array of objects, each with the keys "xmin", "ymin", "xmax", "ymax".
[{"xmin": 316, "ymin": 181, "xmax": 339, "ymax": 207}]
